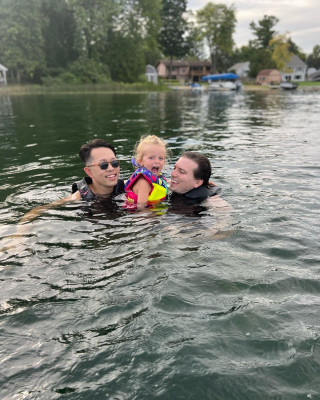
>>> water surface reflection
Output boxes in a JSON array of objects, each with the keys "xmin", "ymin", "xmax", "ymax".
[{"xmin": 1, "ymin": 90, "xmax": 320, "ymax": 399}]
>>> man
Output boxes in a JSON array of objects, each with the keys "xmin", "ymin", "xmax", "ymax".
[
  {"xmin": 169, "ymin": 151, "xmax": 228, "ymax": 208},
  {"xmin": 168, "ymin": 151, "xmax": 232, "ymax": 238},
  {"xmin": 2, "ymin": 139, "xmax": 124, "ymax": 252},
  {"xmin": 20, "ymin": 139, "xmax": 124, "ymax": 223},
  {"xmin": 70, "ymin": 139, "xmax": 124, "ymax": 201}
]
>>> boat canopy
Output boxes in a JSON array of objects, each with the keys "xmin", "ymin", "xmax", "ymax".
[{"xmin": 201, "ymin": 73, "xmax": 240, "ymax": 81}]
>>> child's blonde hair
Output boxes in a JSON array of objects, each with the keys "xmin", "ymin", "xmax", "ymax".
[{"xmin": 134, "ymin": 135, "xmax": 167, "ymax": 163}]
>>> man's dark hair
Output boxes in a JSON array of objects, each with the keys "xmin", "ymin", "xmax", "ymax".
[
  {"xmin": 181, "ymin": 151, "xmax": 212, "ymax": 186},
  {"xmin": 79, "ymin": 139, "xmax": 116, "ymax": 164}
]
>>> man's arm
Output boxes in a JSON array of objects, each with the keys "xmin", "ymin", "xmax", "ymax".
[
  {"xmin": 0, "ymin": 191, "xmax": 81, "ymax": 254},
  {"xmin": 201, "ymin": 194, "xmax": 232, "ymax": 212},
  {"xmin": 19, "ymin": 191, "xmax": 81, "ymax": 224},
  {"xmin": 200, "ymin": 195, "xmax": 233, "ymax": 239},
  {"xmin": 165, "ymin": 194, "xmax": 233, "ymax": 241}
]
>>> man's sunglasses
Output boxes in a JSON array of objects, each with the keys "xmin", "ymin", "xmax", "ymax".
[{"xmin": 87, "ymin": 160, "xmax": 120, "ymax": 170}]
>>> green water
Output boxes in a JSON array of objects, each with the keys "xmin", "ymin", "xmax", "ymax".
[{"xmin": 0, "ymin": 91, "xmax": 320, "ymax": 399}]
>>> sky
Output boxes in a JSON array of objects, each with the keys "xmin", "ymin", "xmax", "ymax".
[{"xmin": 187, "ymin": 0, "xmax": 319, "ymax": 55}]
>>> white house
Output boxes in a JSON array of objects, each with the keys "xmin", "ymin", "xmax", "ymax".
[
  {"xmin": 146, "ymin": 65, "xmax": 158, "ymax": 84},
  {"xmin": 281, "ymin": 54, "xmax": 307, "ymax": 82},
  {"xmin": 0, "ymin": 63, "xmax": 8, "ymax": 85},
  {"xmin": 227, "ymin": 61, "xmax": 250, "ymax": 78}
]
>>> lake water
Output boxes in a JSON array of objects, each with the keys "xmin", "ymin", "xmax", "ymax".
[{"xmin": 0, "ymin": 89, "xmax": 320, "ymax": 400}]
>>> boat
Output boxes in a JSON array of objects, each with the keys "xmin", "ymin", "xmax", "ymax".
[
  {"xmin": 190, "ymin": 82, "xmax": 203, "ymax": 91},
  {"xmin": 267, "ymin": 84, "xmax": 280, "ymax": 89},
  {"xmin": 280, "ymin": 81, "xmax": 297, "ymax": 90},
  {"xmin": 201, "ymin": 73, "xmax": 242, "ymax": 91}
]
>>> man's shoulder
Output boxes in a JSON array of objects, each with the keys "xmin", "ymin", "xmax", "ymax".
[
  {"xmin": 185, "ymin": 184, "xmax": 221, "ymax": 200},
  {"xmin": 72, "ymin": 177, "xmax": 95, "ymax": 201},
  {"xmin": 72, "ymin": 177, "xmax": 92, "ymax": 194}
]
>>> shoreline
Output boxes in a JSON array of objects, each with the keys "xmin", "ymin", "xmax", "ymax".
[
  {"xmin": 0, "ymin": 82, "xmax": 170, "ymax": 96},
  {"xmin": 1, "ymin": 83, "xmax": 320, "ymax": 96},
  {"xmin": 243, "ymin": 84, "xmax": 320, "ymax": 91}
]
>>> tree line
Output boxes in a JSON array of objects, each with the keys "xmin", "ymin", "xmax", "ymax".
[{"xmin": 0, "ymin": 0, "xmax": 319, "ymax": 85}]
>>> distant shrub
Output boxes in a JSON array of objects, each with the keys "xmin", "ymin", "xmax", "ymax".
[
  {"xmin": 69, "ymin": 59, "xmax": 110, "ymax": 83},
  {"xmin": 41, "ymin": 59, "xmax": 110, "ymax": 86}
]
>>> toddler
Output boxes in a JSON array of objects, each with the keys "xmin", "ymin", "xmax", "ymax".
[{"xmin": 125, "ymin": 135, "xmax": 168, "ymax": 205}]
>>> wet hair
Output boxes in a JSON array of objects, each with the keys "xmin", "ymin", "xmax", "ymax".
[
  {"xmin": 181, "ymin": 151, "xmax": 212, "ymax": 186},
  {"xmin": 134, "ymin": 135, "xmax": 167, "ymax": 163},
  {"xmin": 79, "ymin": 139, "xmax": 116, "ymax": 164}
]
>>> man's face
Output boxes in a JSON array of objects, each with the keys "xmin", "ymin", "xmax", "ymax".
[
  {"xmin": 84, "ymin": 147, "xmax": 120, "ymax": 192},
  {"xmin": 170, "ymin": 156, "xmax": 203, "ymax": 194}
]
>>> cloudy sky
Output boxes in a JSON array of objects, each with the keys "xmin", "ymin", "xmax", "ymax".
[{"xmin": 187, "ymin": 0, "xmax": 319, "ymax": 55}]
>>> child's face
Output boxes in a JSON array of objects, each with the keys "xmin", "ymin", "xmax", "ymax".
[{"xmin": 139, "ymin": 144, "xmax": 166, "ymax": 175}]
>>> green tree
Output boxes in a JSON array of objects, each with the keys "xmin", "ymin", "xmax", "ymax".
[
  {"xmin": 231, "ymin": 44, "xmax": 255, "ymax": 64},
  {"xmin": 246, "ymin": 15, "xmax": 280, "ymax": 77},
  {"xmin": 307, "ymin": 45, "xmax": 320, "ymax": 69},
  {"xmin": 184, "ymin": 12, "xmax": 207, "ymax": 60},
  {"xmin": 0, "ymin": 0, "xmax": 46, "ymax": 83},
  {"xmin": 196, "ymin": 2, "xmax": 236, "ymax": 73},
  {"xmin": 250, "ymin": 15, "xmax": 279, "ymax": 49},
  {"xmin": 106, "ymin": 30, "xmax": 145, "ymax": 83},
  {"xmin": 249, "ymin": 48, "xmax": 276, "ymax": 78},
  {"xmin": 115, "ymin": 0, "xmax": 162, "ymax": 65},
  {"xmin": 69, "ymin": 0, "xmax": 118, "ymax": 61},
  {"xmin": 0, "ymin": 0, "xmax": 164, "ymax": 85},
  {"xmin": 41, "ymin": 0, "xmax": 78, "ymax": 71},
  {"xmin": 270, "ymin": 34, "xmax": 292, "ymax": 72},
  {"xmin": 130, "ymin": 0, "xmax": 162, "ymax": 66},
  {"xmin": 249, "ymin": 15, "xmax": 279, "ymax": 49},
  {"xmin": 288, "ymin": 38, "xmax": 307, "ymax": 62},
  {"xmin": 159, "ymin": 0, "xmax": 190, "ymax": 78},
  {"xmin": 105, "ymin": 0, "xmax": 162, "ymax": 82}
]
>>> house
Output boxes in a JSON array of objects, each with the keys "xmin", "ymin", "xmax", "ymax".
[
  {"xmin": 307, "ymin": 67, "xmax": 317, "ymax": 77},
  {"xmin": 227, "ymin": 61, "xmax": 250, "ymax": 78},
  {"xmin": 145, "ymin": 65, "xmax": 158, "ymax": 84},
  {"xmin": 156, "ymin": 60, "xmax": 211, "ymax": 83},
  {"xmin": 0, "ymin": 64, "xmax": 8, "ymax": 85},
  {"xmin": 256, "ymin": 69, "xmax": 282, "ymax": 85},
  {"xmin": 281, "ymin": 54, "xmax": 307, "ymax": 82},
  {"xmin": 308, "ymin": 70, "xmax": 320, "ymax": 81}
]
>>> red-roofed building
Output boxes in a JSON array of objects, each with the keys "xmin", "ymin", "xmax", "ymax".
[{"xmin": 256, "ymin": 69, "xmax": 282, "ymax": 85}]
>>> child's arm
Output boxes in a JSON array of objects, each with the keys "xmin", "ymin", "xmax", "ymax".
[{"xmin": 132, "ymin": 177, "xmax": 152, "ymax": 204}]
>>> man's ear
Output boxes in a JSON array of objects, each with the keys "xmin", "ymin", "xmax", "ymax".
[
  {"xmin": 193, "ymin": 179, "xmax": 203, "ymax": 189},
  {"xmin": 84, "ymin": 166, "xmax": 93, "ymax": 178}
]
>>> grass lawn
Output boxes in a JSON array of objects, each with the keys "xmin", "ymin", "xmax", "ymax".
[{"xmin": 0, "ymin": 82, "xmax": 170, "ymax": 96}]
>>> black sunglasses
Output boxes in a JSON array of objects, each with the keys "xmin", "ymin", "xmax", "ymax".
[{"xmin": 87, "ymin": 160, "xmax": 120, "ymax": 170}]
